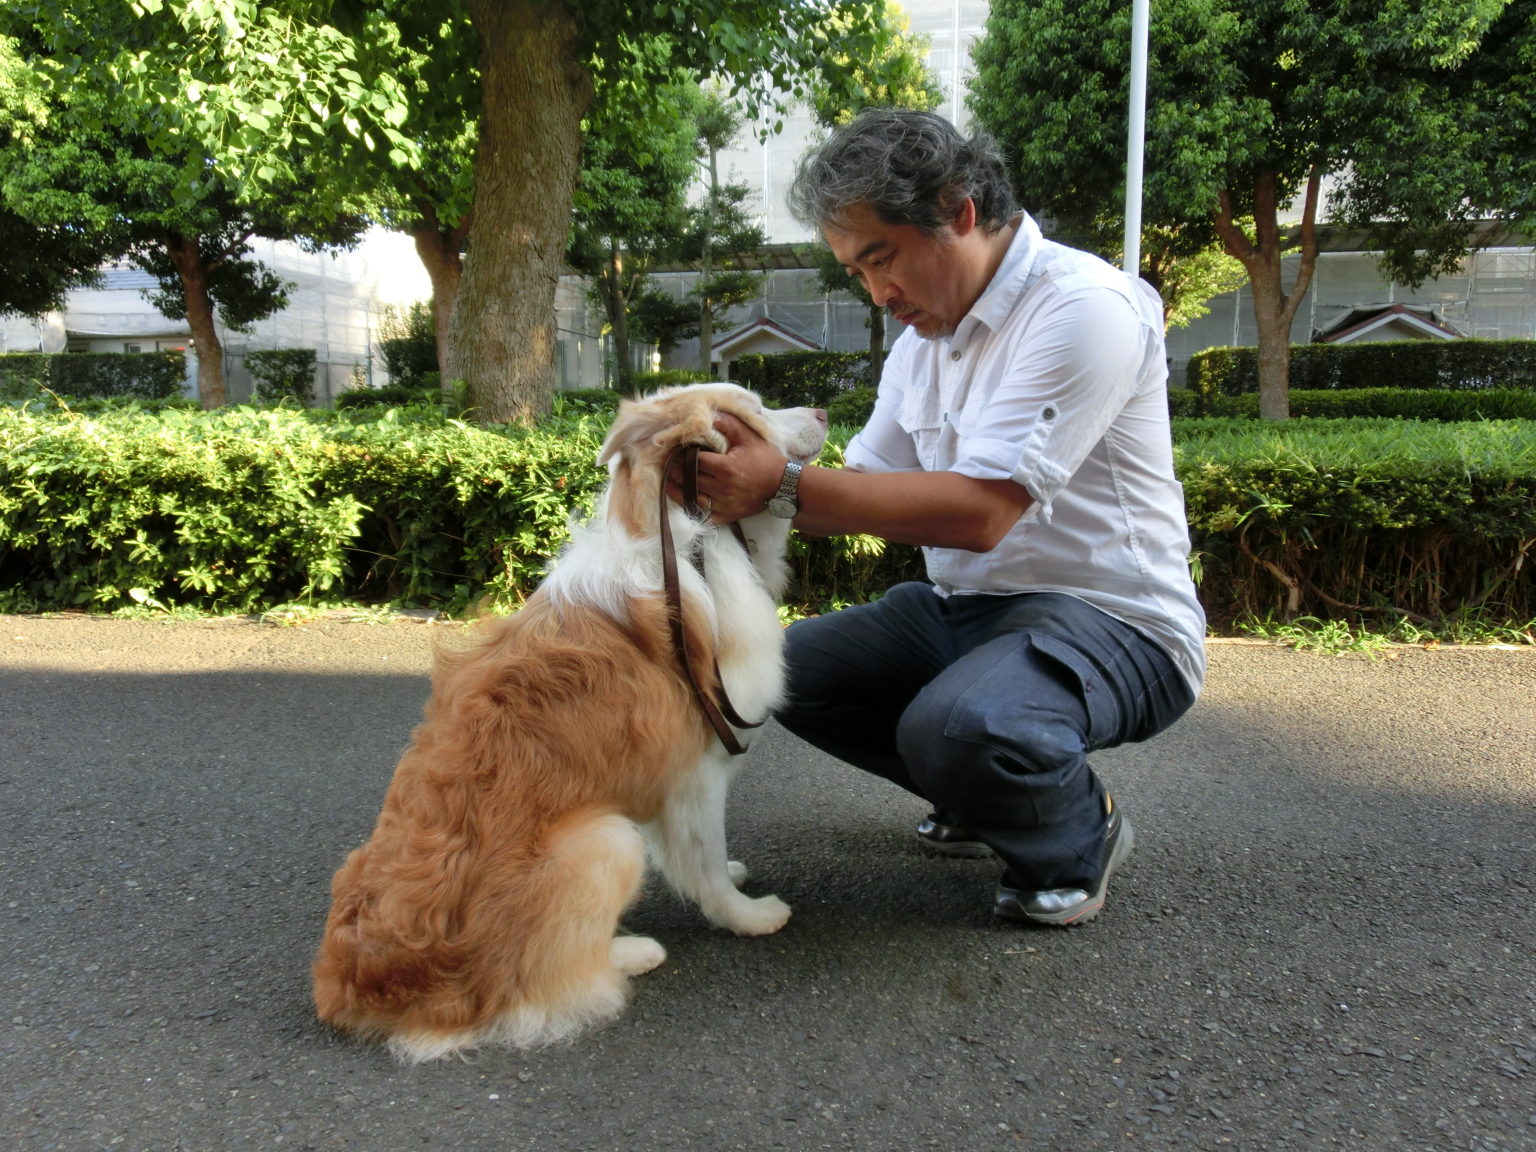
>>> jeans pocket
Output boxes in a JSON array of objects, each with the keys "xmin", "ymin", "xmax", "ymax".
[{"xmin": 1026, "ymin": 633, "xmax": 1119, "ymax": 749}]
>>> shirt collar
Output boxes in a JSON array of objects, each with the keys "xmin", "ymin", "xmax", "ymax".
[{"xmin": 952, "ymin": 212, "xmax": 1042, "ymax": 346}]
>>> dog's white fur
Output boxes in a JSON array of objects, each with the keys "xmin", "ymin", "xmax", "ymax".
[{"xmin": 312, "ymin": 383, "xmax": 827, "ymax": 1063}]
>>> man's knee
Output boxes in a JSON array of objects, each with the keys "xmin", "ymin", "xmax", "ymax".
[{"xmin": 897, "ymin": 680, "xmax": 1085, "ymax": 805}]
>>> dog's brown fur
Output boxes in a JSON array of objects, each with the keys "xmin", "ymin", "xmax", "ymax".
[{"xmin": 312, "ymin": 384, "xmax": 826, "ymax": 1062}]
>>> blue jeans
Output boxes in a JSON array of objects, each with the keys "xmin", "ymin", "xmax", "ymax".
[{"xmin": 777, "ymin": 584, "xmax": 1196, "ymax": 891}]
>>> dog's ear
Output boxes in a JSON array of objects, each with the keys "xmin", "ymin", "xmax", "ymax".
[
  {"xmin": 596, "ymin": 392, "xmax": 726, "ymax": 466},
  {"xmin": 596, "ymin": 398, "xmax": 646, "ymax": 466}
]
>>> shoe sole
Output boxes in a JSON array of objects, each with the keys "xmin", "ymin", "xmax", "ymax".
[
  {"xmin": 920, "ymin": 839, "xmax": 995, "ymax": 859},
  {"xmin": 1023, "ymin": 816, "xmax": 1135, "ymax": 928}
]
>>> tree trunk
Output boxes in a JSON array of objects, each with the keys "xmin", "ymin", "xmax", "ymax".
[
  {"xmin": 165, "ymin": 233, "xmax": 226, "ymax": 409},
  {"xmin": 867, "ymin": 304, "xmax": 886, "ymax": 389},
  {"xmin": 605, "ymin": 241, "xmax": 635, "ymax": 394},
  {"xmin": 454, "ymin": 1, "xmax": 591, "ymax": 424},
  {"xmin": 1212, "ymin": 169, "xmax": 1321, "ymax": 421},
  {"xmin": 697, "ymin": 146, "xmax": 718, "ymax": 375},
  {"xmin": 410, "ymin": 205, "xmax": 468, "ymax": 387}
]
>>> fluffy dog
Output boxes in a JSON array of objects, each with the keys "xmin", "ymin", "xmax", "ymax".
[{"xmin": 313, "ymin": 383, "xmax": 828, "ymax": 1062}]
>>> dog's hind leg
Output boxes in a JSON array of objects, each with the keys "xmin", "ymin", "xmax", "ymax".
[
  {"xmin": 645, "ymin": 749, "xmax": 791, "ymax": 936},
  {"xmin": 455, "ymin": 811, "xmax": 659, "ymax": 1055},
  {"xmin": 610, "ymin": 935, "xmax": 666, "ymax": 975}
]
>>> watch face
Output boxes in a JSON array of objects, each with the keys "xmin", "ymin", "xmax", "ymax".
[{"xmin": 766, "ymin": 494, "xmax": 797, "ymax": 518}]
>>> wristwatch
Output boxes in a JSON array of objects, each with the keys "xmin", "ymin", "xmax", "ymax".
[{"xmin": 764, "ymin": 460, "xmax": 803, "ymax": 518}]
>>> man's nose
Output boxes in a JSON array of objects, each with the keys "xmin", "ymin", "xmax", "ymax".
[{"xmin": 868, "ymin": 275, "xmax": 899, "ymax": 308}]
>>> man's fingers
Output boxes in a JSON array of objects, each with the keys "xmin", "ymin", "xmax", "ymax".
[{"xmin": 712, "ymin": 410, "xmax": 757, "ymax": 450}]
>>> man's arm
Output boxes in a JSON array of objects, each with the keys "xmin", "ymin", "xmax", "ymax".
[{"xmin": 691, "ymin": 413, "xmax": 1033, "ymax": 553}]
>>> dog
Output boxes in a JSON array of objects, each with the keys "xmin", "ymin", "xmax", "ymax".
[{"xmin": 312, "ymin": 383, "xmax": 828, "ymax": 1062}]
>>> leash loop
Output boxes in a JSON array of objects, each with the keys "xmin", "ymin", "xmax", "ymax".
[{"xmin": 659, "ymin": 444, "xmax": 764, "ymax": 756}]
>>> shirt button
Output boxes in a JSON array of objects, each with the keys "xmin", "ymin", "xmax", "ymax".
[
  {"xmin": 1043, "ymin": 405, "xmax": 1058, "ymax": 420},
  {"xmin": 950, "ymin": 349, "xmax": 962, "ymax": 361}
]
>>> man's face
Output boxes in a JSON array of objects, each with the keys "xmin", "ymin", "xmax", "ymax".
[{"xmin": 823, "ymin": 202, "xmax": 969, "ymax": 340}]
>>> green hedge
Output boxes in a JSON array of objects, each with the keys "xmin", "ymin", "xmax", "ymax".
[
  {"xmin": 335, "ymin": 383, "xmax": 439, "ymax": 411},
  {"xmin": 630, "ymin": 370, "xmax": 714, "ymax": 393},
  {"xmin": 0, "ymin": 352, "xmax": 186, "ymax": 400},
  {"xmin": 1188, "ymin": 339, "xmax": 1536, "ymax": 402},
  {"xmin": 1, "ymin": 402, "xmax": 1531, "ymax": 630},
  {"xmin": 1176, "ymin": 417, "xmax": 1536, "ymax": 627},
  {"xmin": 248, "ymin": 349, "xmax": 318, "ymax": 406},
  {"xmin": 730, "ymin": 351, "xmax": 869, "ymax": 408},
  {"xmin": 1172, "ymin": 387, "xmax": 1536, "ymax": 421}
]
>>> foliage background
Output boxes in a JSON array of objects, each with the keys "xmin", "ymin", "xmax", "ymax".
[{"xmin": 1, "ymin": 402, "xmax": 1531, "ymax": 634}]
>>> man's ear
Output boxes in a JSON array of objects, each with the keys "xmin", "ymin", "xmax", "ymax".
[{"xmin": 951, "ymin": 196, "xmax": 978, "ymax": 237}]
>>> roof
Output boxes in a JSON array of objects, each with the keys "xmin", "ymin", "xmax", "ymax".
[
  {"xmin": 1315, "ymin": 304, "xmax": 1464, "ymax": 344},
  {"xmin": 650, "ymin": 243, "xmax": 823, "ymax": 274},
  {"xmin": 711, "ymin": 316, "xmax": 822, "ymax": 357}
]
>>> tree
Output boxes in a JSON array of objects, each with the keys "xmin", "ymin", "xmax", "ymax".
[
  {"xmin": 351, "ymin": 7, "xmax": 479, "ymax": 387},
  {"xmin": 0, "ymin": 33, "xmax": 120, "ymax": 316},
  {"xmin": 684, "ymin": 89, "xmax": 767, "ymax": 376},
  {"xmin": 629, "ymin": 286, "xmax": 701, "ymax": 356},
  {"xmin": 2, "ymin": 4, "xmax": 378, "ymax": 406},
  {"xmin": 0, "ymin": 113, "xmax": 364, "ymax": 410},
  {"xmin": 804, "ymin": 1, "xmax": 943, "ymax": 386},
  {"xmin": 567, "ymin": 47, "xmax": 703, "ymax": 394},
  {"xmin": 970, "ymin": 0, "xmax": 1531, "ymax": 419},
  {"xmin": 12, "ymin": 1, "xmax": 898, "ymax": 422},
  {"xmin": 447, "ymin": 1, "xmax": 890, "ymax": 422}
]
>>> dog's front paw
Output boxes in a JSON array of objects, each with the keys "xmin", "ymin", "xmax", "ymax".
[
  {"xmin": 610, "ymin": 935, "xmax": 667, "ymax": 976},
  {"xmin": 723, "ymin": 894, "xmax": 791, "ymax": 937}
]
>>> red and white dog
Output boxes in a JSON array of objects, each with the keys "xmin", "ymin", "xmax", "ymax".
[{"xmin": 313, "ymin": 383, "xmax": 827, "ymax": 1062}]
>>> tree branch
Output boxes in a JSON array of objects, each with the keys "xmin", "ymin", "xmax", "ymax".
[{"xmin": 1213, "ymin": 189, "xmax": 1258, "ymax": 267}]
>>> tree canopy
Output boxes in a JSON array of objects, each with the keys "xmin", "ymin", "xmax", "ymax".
[
  {"xmin": 804, "ymin": 2, "xmax": 943, "ymax": 386},
  {"xmin": 4, "ymin": 1, "xmax": 924, "ymax": 419},
  {"xmin": 970, "ymin": 0, "xmax": 1534, "ymax": 418},
  {"xmin": 567, "ymin": 46, "xmax": 704, "ymax": 393}
]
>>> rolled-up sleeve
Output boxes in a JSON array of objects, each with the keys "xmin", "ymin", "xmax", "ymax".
[
  {"xmin": 950, "ymin": 279, "xmax": 1147, "ymax": 517},
  {"xmin": 844, "ymin": 341, "xmax": 921, "ymax": 474}
]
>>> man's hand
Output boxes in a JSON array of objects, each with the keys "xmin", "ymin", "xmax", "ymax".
[
  {"xmin": 666, "ymin": 412, "xmax": 788, "ymax": 523},
  {"xmin": 666, "ymin": 412, "xmax": 1032, "ymax": 549}
]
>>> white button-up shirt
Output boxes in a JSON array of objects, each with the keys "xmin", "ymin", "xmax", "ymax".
[{"xmin": 844, "ymin": 213, "xmax": 1207, "ymax": 692}]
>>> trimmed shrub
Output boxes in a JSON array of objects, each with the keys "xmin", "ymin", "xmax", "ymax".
[
  {"xmin": 248, "ymin": 349, "xmax": 318, "ymax": 406},
  {"xmin": 553, "ymin": 389, "xmax": 624, "ymax": 417},
  {"xmin": 2, "ymin": 404, "xmax": 1531, "ymax": 631},
  {"xmin": 1191, "ymin": 387, "xmax": 1536, "ymax": 421},
  {"xmin": 335, "ymin": 383, "xmax": 437, "ymax": 411},
  {"xmin": 731, "ymin": 351, "xmax": 869, "ymax": 408},
  {"xmin": 377, "ymin": 302, "xmax": 438, "ymax": 387},
  {"xmin": 630, "ymin": 370, "xmax": 714, "ymax": 393},
  {"xmin": 1188, "ymin": 338, "xmax": 1536, "ymax": 403},
  {"xmin": 825, "ymin": 385, "xmax": 876, "ymax": 428},
  {"xmin": 0, "ymin": 351, "xmax": 185, "ymax": 400},
  {"xmin": 1176, "ymin": 416, "xmax": 1536, "ymax": 628}
]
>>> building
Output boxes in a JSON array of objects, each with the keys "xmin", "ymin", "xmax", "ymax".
[{"xmin": 1, "ymin": 230, "xmax": 432, "ymax": 404}]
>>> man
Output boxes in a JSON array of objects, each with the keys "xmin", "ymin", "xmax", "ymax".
[{"xmin": 689, "ymin": 109, "xmax": 1205, "ymax": 926}]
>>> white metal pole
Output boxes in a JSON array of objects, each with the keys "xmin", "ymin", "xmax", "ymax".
[{"xmin": 1124, "ymin": 0, "xmax": 1150, "ymax": 277}]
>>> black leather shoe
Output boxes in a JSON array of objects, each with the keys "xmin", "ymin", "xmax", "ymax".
[
  {"xmin": 915, "ymin": 812, "xmax": 994, "ymax": 858},
  {"xmin": 994, "ymin": 798, "xmax": 1134, "ymax": 927}
]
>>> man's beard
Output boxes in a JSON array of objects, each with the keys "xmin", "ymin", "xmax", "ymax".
[{"xmin": 888, "ymin": 303, "xmax": 954, "ymax": 341}]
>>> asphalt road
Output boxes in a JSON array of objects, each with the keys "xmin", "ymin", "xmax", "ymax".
[{"xmin": 2, "ymin": 615, "xmax": 1533, "ymax": 1152}]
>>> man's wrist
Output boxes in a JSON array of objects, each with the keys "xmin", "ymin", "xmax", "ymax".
[{"xmin": 764, "ymin": 459, "xmax": 803, "ymax": 518}]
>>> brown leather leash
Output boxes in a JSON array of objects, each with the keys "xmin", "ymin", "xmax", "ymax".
[{"xmin": 658, "ymin": 444, "xmax": 764, "ymax": 756}]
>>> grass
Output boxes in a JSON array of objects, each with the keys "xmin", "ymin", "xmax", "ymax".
[{"xmin": 1233, "ymin": 611, "xmax": 1536, "ymax": 655}]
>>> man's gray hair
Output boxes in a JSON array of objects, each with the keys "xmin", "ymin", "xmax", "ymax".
[{"xmin": 788, "ymin": 108, "xmax": 1018, "ymax": 236}]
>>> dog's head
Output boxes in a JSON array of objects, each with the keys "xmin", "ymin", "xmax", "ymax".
[
  {"xmin": 594, "ymin": 382, "xmax": 828, "ymax": 544},
  {"xmin": 596, "ymin": 382, "xmax": 826, "ymax": 473}
]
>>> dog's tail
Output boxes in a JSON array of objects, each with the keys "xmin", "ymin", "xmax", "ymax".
[{"xmin": 313, "ymin": 807, "xmax": 649, "ymax": 1063}]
